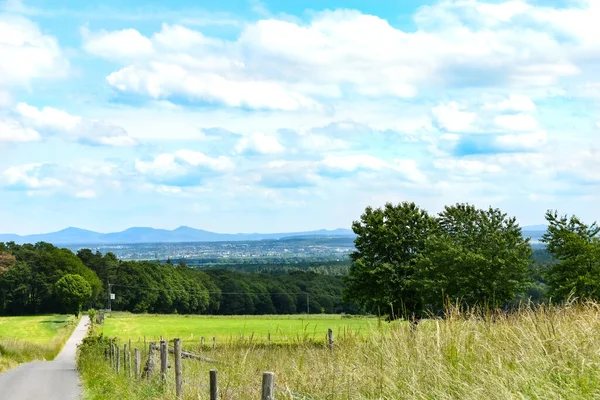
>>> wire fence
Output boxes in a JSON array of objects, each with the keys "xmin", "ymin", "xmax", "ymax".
[{"xmin": 105, "ymin": 333, "xmax": 327, "ymax": 399}]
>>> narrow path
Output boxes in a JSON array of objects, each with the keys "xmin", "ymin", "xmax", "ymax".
[{"xmin": 0, "ymin": 316, "xmax": 89, "ymax": 400}]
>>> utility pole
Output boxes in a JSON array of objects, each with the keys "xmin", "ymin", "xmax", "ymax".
[{"xmin": 108, "ymin": 281, "xmax": 113, "ymax": 313}]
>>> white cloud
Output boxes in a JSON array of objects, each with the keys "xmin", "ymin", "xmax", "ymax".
[
  {"xmin": 81, "ymin": 26, "xmax": 154, "ymax": 60},
  {"xmin": 236, "ymin": 132, "xmax": 285, "ymax": 155},
  {"xmin": 135, "ymin": 150, "xmax": 234, "ymax": 186},
  {"xmin": 485, "ymin": 94, "xmax": 536, "ymax": 112},
  {"xmin": 174, "ymin": 149, "xmax": 234, "ymax": 171},
  {"xmin": 494, "ymin": 114, "xmax": 539, "ymax": 132},
  {"xmin": 393, "ymin": 159, "xmax": 428, "ymax": 183},
  {"xmin": 16, "ymin": 102, "xmax": 80, "ymax": 131},
  {"xmin": 434, "ymin": 158, "xmax": 502, "ymax": 176},
  {"xmin": 75, "ymin": 189, "xmax": 97, "ymax": 199},
  {"xmin": 106, "ymin": 63, "xmax": 318, "ymax": 111},
  {"xmin": 432, "ymin": 102, "xmax": 476, "ymax": 132},
  {"xmin": 82, "ymin": 1, "xmax": 600, "ymax": 109},
  {"xmin": 496, "ymin": 130, "xmax": 547, "ymax": 150},
  {"xmin": 2, "ymin": 163, "xmax": 64, "ymax": 189},
  {"xmin": 297, "ymin": 133, "xmax": 349, "ymax": 151},
  {"xmin": 318, "ymin": 154, "xmax": 427, "ymax": 183},
  {"xmin": 16, "ymin": 103, "xmax": 136, "ymax": 146},
  {"xmin": 0, "ymin": 15, "xmax": 68, "ymax": 90},
  {"xmin": 320, "ymin": 154, "xmax": 389, "ymax": 172},
  {"xmin": 0, "ymin": 119, "xmax": 40, "ymax": 142}
]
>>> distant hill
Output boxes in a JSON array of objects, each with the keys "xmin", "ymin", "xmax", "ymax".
[{"xmin": 0, "ymin": 226, "xmax": 356, "ymax": 245}]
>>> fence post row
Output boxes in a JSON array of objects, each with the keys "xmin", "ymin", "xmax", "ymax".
[{"xmin": 262, "ymin": 372, "xmax": 275, "ymax": 400}]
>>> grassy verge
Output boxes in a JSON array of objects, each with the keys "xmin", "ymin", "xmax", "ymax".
[
  {"xmin": 79, "ymin": 303, "xmax": 600, "ymax": 399},
  {"xmin": 0, "ymin": 314, "xmax": 78, "ymax": 373}
]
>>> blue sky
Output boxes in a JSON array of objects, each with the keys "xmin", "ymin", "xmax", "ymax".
[{"xmin": 0, "ymin": 0, "xmax": 599, "ymax": 235}]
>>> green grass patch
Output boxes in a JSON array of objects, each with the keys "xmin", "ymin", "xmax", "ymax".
[
  {"xmin": 100, "ymin": 313, "xmax": 381, "ymax": 343},
  {"xmin": 0, "ymin": 314, "xmax": 78, "ymax": 373}
]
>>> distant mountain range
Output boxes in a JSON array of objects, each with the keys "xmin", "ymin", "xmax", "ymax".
[
  {"xmin": 0, "ymin": 226, "xmax": 356, "ymax": 245},
  {"xmin": 0, "ymin": 224, "xmax": 547, "ymax": 246}
]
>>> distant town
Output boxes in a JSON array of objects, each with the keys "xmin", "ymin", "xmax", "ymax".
[{"xmin": 61, "ymin": 236, "xmax": 356, "ymax": 265}]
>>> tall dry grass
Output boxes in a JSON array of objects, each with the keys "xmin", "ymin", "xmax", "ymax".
[{"xmin": 79, "ymin": 302, "xmax": 600, "ymax": 399}]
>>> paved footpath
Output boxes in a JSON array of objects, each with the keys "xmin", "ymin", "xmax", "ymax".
[{"xmin": 0, "ymin": 316, "xmax": 89, "ymax": 400}]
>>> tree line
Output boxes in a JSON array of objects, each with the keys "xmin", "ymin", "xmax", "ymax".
[
  {"xmin": 0, "ymin": 243, "xmax": 359, "ymax": 316},
  {"xmin": 345, "ymin": 202, "xmax": 600, "ymax": 320}
]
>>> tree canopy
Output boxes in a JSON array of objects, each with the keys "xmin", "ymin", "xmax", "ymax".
[
  {"xmin": 346, "ymin": 202, "xmax": 532, "ymax": 319},
  {"xmin": 541, "ymin": 211, "xmax": 600, "ymax": 300},
  {"xmin": 55, "ymin": 274, "xmax": 92, "ymax": 316}
]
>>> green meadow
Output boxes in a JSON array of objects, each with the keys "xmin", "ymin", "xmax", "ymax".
[
  {"xmin": 0, "ymin": 314, "xmax": 77, "ymax": 373},
  {"xmin": 100, "ymin": 312, "xmax": 381, "ymax": 343}
]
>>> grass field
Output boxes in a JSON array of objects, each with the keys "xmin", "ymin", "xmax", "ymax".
[
  {"xmin": 78, "ymin": 304, "xmax": 600, "ymax": 399},
  {"xmin": 100, "ymin": 313, "xmax": 381, "ymax": 343},
  {"xmin": 0, "ymin": 314, "xmax": 77, "ymax": 373}
]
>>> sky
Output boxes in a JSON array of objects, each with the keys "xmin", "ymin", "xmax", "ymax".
[{"xmin": 0, "ymin": 0, "xmax": 599, "ymax": 235}]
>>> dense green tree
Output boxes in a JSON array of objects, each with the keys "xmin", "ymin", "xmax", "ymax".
[
  {"xmin": 55, "ymin": 274, "xmax": 92, "ymax": 316},
  {"xmin": 344, "ymin": 202, "xmax": 435, "ymax": 319},
  {"xmin": 414, "ymin": 204, "xmax": 532, "ymax": 313},
  {"xmin": 541, "ymin": 211, "xmax": 600, "ymax": 300}
]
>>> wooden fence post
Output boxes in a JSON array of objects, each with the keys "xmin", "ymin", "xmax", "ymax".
[
  {"xmin": 262, "ymin": 372, "xmax": 275, "ymax": 400},
  {"xmin": 104, "ymin": 346, "xmax": 109, "ymax": 361},
  {"xmin": 210, "ymin": 370, "xmax": 218, "ymax": 400},
  {"xmin": 109, "ymin": 338, "xmax": 113, "ymax": 364},
  {"xmin": 268, "ymin": 332, "xmax": 271, "ymax": 345},
  {"xmin": 123, "ymin": 343, "xmax": 128, "ymax": 376},
  {"xmin": 127, "ymin": 345, "xmax": 132, "ymax": 378},
  {"xmin": 212, "ymin": 336, "xmax": 216, "ymax": 351},
  {"xmin": 116, "ymin": 344, "xmax": 121, "ymax": 374},
  {"xmin": 328, "ymin": 328, "xmax": 334, "ymax": 352},
  {"xmin": 160, "ymin": 340, "xmax": 168, "ymax": 382},
  {"xmin": 174, "ymin": 338, "xmax": 183, "ymax": 399},
  {"xmin": 134, "ymin": 348, "xmax": 141, "ymax": 379},
  {"xmin": 144, "ymin": 341, "xmax": 156, "ymax": 379},
  {"xmin": 201, "ymin": 336, "xmax": 205, "ymax": 348}
]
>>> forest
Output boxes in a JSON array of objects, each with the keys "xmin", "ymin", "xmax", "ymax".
[{"xmin": 0, "ymin": 243, "xmax": 359, "ymax": 315}]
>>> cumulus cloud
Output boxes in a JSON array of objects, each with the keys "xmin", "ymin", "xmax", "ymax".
[
  {"xmin": 0, "ymin": 15, "xmax": 68, "ymax": 88},
  {"xmin": 81, "ymin": 0, "xmax": 600, "ymax": 110},
  {"xmin": 135, "ymin": 150, "xmax": 234, "ymax": 187},
  {"xmin": 0, "ymin": 119, "xmax": 40, "ymax": 142},
  {"xmin": 81, "ymin": 26, "xmax": 154, "ymax": 60},
  {"xmin": 432, "ymin": 102, "xmax": 476, "ymax": 133},
  {"xmin": 15, "ymin": 103, "xmax": 136, "ymax": 146},
  {"xmin": 235, "ymin": 132, "xmax": 285, "ymax": 155},
  {"xmin": 484, "ymin": 94, "xmax": 536, "ymax": 112},
  {"xmin": 1, "ymin": 159, "xmax": 126, "ymax": 198}
]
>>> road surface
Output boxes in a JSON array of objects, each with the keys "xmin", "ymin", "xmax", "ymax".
[{"xmin": 0, "ymin": 316, "xmax": 89, "ymax": 400}]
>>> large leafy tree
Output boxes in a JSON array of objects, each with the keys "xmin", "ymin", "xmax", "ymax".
[
  {"xmin": 344, "ymin": 202, "xmax": 435, "ymax": 319},
  {"xmin": 541, "ymin": 211, "xmax": 600, "ymax": 300},
  {"xmin": 414, "ymin": 204, "xmax": 532, "ymax": 313},
  {"xmin": 55, "ymin": 274, "xmax": 93, "ymax": 316}
]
